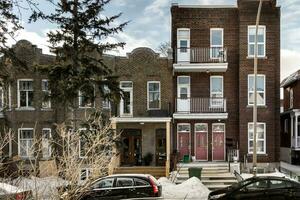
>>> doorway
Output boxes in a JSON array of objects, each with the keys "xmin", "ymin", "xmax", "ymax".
[
  {"xmin": 121, "ymin": 129, "xmax": 142, "ymax": 166},
  {"xmin": 155, "ymin": 129, "xmax": 166, "ymax": 166}
]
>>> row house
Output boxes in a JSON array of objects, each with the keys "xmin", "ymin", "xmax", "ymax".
[
  {"xmin": 280, "ymin": 70, "xmax": 300, "ymax": 180},
  {"xmin": 171, "ymin": 0, "xmax": 280, "ymax": 170}
]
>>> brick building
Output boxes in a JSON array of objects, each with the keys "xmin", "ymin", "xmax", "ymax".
[
  {"xmin": 171, "ymin": 0, "xmax": 280, "ymax": 170},
  {"xmin": 280, "ymin": 70, "xmax": 300, "ymax": 180}
]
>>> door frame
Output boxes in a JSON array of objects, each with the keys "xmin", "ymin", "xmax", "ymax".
[
  {"xmin": 194, "ymin": 123, "xmax": 208, "ymax": 161},
  {"xmin": 177, "ymin": 76, "xmax": 191, "ymax": 112},
  {"xmin": 121, "ymin": 129, "xmax": 142, "ymax": 166},
  {"xmin": 210, "ymin": 76, "xmax": 224, "ymax": 108},
  {"xmin": 212, "ymin": 123, "xmax": 226, "ymax": 161},
  {"xmin": 177, "ymin": 28, "xmax": 190, "ymax": 63},
  {"xmin": 177, "ymin": 123, "xmax": 191, "ymax": 158}
]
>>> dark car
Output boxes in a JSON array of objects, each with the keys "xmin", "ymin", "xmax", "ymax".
[
  {"xmin": 0, "ymin": 182, "xmax": 32, "ymax": 200},
  {"xmin": 208, "ymin": 176, "xmax": 300, "ymax": 200},
  {"xmin": 61, "ymin": 174, "xmax": 162, "ymax": 200}
]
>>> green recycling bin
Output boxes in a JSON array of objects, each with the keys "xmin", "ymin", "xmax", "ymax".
[
  {"xmin": 183, "ymin": 155, "xmax": 190, "ymax": 163},
  {"xmin": 188, "ymin": 167, "xmax": 202, "ymax": 180}
]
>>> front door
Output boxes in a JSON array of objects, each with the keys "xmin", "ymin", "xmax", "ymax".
[
  {"xmin": 121, "ymin": 129, "xmax": 142, "ymax": 166},
  {"xmin": 177, "ymin": 76, "xmax": 190, "ymax": 112},
  {"xmin": 195, "ymin": 123, "xmax": 208, "ymax": 161},
  {"xmin": 177, "ymin": 29, "xmax": 190, "ymax": 63},
  {"xmin": 155, "ymin": 129, "xmax": 166, "ymax": 166},
  {"xmin": 212, "ymin": 124, "xmax": 225, "ymax": 161},
  {"xmin": 177, "ymin": 124, "xmax": 190, "ymax": 160}
]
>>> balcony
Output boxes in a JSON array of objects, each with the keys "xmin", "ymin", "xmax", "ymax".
[
  {"xmin": 292, "ymin": 136, "xmax": 300, "ymax": 150},
  {"xmin": 173, "ymin": 47, "xmax": 228, "ymax": 72},
  {"xmin": 173, "ymin": 97, "xmax": 228, "ymax": 119}
]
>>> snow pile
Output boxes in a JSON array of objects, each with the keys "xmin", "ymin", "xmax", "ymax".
[
  {"xmin": 158, "ymin": 177, "xmax": 210, "ymax": 200},
  {"xmin": 13, "ymin": 176, "xmax": 68, "ymax": 200}
]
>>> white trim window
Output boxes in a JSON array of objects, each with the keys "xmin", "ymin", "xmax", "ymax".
[
  {"xmin": 18, "ymin": 128, "xmax": 34, "ymax": 158},
  {"xmin": 120, "ymin": 81, "xmax": 133, "ymax": 116},
  {"xmin": 147, "ymin": 81, "xmax": 161, "ymax": 110},
  {"xmin": 290, "ymin": 88, "xmax": 293, "ymax": 109},
  {"xmin": 18, "ymin": 80, "xmax": 34, "ymax": 108},
  {"xmin": 79, "ymin": 128, "xmax": 87, "ymax": 158},
  {"xmin": 177, "ymin": 76, "xmax": 190, "ymax": 99},
  {"xmin": 42, "ymin": 128, "xmax": 52, "ymax": 159},
  {"xmin": 248, "ymin": 25, "xmax": 266, "ymax": 57},
  {"xmin": 102, "ymin": 85, "xmax": 111, "ymax": 109},
  {"xmin": 79, "ymin": 168, "xmax": 92, "ymax": 181},
  {"xmin": 0, "ymin": 86, "xmax": 4, "ymax": 110},
  {"xmin": 248, "ymin": 74, "xmax": 266, "ymax": 106},
  {"xmin": 210, "ymin": 28, "xmax": 224, "ymax": 59},
  {"xmin": 78, "ymin": 88, "xmax": 95, "ymax": 108},
  {"xmin": 248, "ymin": 122, "xmax": 266, "ymax": 154},
  {"xmin": 210, "ymin": 76, "xmax": 223, "ymax": 107},
  {"xmin": 41, "ymin": 80, "xmax": 51, "ymax": 109}
]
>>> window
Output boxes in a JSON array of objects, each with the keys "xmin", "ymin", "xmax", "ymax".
[
  {"xmin": 134, "ymin": 178, "xmax": 150, "ymax": 186},
  {"xmin": 147, "ymin": 81, "xmax": 160, "ymax": 110},
  {"xmin": 284, "ymin": 119, "xmax": 288, "ymax": 134},
  {"xmin": 79, "ymin": 168, "xmax": 91, "ymax": 181},
  {"xmin": 102, "ymin": 85, "xmax": 110, "ymax": 109},
  {"xmin": 210, "ymin": 76, "xmax": 223, "ymax": 107},
  {"xmin": 42, "ymin": 128, "xmax": 51, "ymax": 158},
  {"xmin": 269, "ymin": 179, "xmax": 293, "ymax": 189},
  {"xmin": 248, "ymin": 75, "xmax": 265, "ymax": 106},
  {"xmin": 195, "ymin": 124, "xmax": 208, "ymax": 132},
  {"xmin": 18, "ymin": 80, "xmax": 34, "ymax": 108},
  {"xmin": 120, "ymin": 81, "xmax": 133, "ymax": 116},
  {"xmin": 0, "ymin": 86, "xmax": 3, "ymax": 110},
  {"xmin": 245, "ymin": 180, "xmax": 269, "ymax": 191},
  {"xmin": 18, "ymin": 128, "xmax": 34, "ymax": 158},
  {"xmin": 290, "ymin": 88, "xmax": 293, "ymax": 108},
  {"xmin": 41, "ymin": 80, "xmax": 51, "ymax": 109},
  {"xmin": 78, "ymin": 88, "xmax": 94, "ymax": 108},
  {"xmin": 248, "ymin": 122, "xmax": 266, "ymax": 154},
  {"xmin": 210, "ymin": 28, "xmax": 224, "ymax": 58},
  {"xmin": 177, "ymin": 76, "xmax": 190, "ymax": 99},
  {"xmin": 92, "ymin": 178, "xmax": 114, "ymax": 189},
  {"xmin": 178, "ymin": 124, "xmax": 190, "ymax": 132},
  {"xmin": 248, "ymin": 25, "xmax": 266, "ymax": 57},
  {"xmin": 116, "ymin": 178, "xmax": 134, "ymax": 187},
  {"xmin": 79, "ymin": 129, "xmax": 87, "ymax": 158},
  {"xmin": 177, "ymin": 29, "xmax": 190, "ymax": 53}
]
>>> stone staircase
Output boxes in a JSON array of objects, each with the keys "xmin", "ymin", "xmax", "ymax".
[{"xmin": 174, "ymin": 162, "xmax": 237, "ymax": 190}]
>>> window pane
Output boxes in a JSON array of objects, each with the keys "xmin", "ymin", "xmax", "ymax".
[
  {"xmin": 211, "ymin": 30, "xmax": 223, "ymax": 46},
  {"xmin": 246, "ymin": 180, "xmax": 268, "ymax": 190},
  {"xmin": 180, "ymin": 40, "xmax": 187, "ymax": 48},
  {"xmin": 257, "ymin": 141, "xmax": 264, "ymax": 152},
  {"xmin": 123, "ymin": 91, "xmax": 131, "ymax": 114},
  {"xmin": 212, "ymin": 124, "xmax": 225, "ymax": 132},
  {"xmin": 20, "ymin": 91, "xmax": 27, "ymax": 107},
  {"xmin": 178, "ymin": 30, "xmax": 189, "ymax": 38},
  {"xmin": 116, "ymin": 178, "xmax": 134, "ymax": 187},
  {"xmin": 135, "ymin": 178, "xmax": 150, "ymax": 186},
  {"xmin": 249, "ymin": 44, "xmax": 255, "ymax": 56},
  {"xmin": 211, "ymin": 77, "xmax": 223, "ymax": 93},
  {"xmin": 121, "ymin": 82, "xmax": 133, "ymax": 88},
  {"xmin": 149, "ymin": 83, "xmax": 159, "ymax": 92},
  {"xmin": 178, "ymin": 77, "xmax": 190, "ymax": 85},
  {"xmin": 178, "ymin": 124, "xmax": 190, "ymax": 132},
  {"xmin": 28, "ymin": 91, "xmax": 34, "ymax": 107},
  {"xmin": 42, "ymin": 80, "xmax": 49, "ymax": 91},
  {"xmin": 257, "ymin": 93, "xmax": 264, "ymax": 104},
  {"xmin": 93, "ymin": 178, "xmax": 114, "ymax": 189},
  {"xmin": 195, "ymin": 124, "xmax": 207, "ymax": 132},
  {"xmin": 258, "ymin": 44, "xmax": 264, "ymax": 56},
  {"xmin": 257, "ymin": 77, "xmax": 265, "ymax": 91}
]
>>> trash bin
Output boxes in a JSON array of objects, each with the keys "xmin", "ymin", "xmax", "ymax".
[
  {"xmin": 183, "ymin": 155, "xmax": 190, "ymax": 163},
  {"xmin": 188, "ymin": 167, "xmax": 202, "ymax": 180}
]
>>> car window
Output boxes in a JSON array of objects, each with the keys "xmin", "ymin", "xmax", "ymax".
[
  {"xmin": 269, "ymin": 180, "xmax": 293, "ymax": 189},
  {"xmin": 92, "ymin": 178, "xmax": 114, "ymax": 189},
  {"xmin": 134, "ymin": 178, "xmax": 150, "ymax": 186},
  {"xmin": 116, "ymin": 178, "xmax": 134, "ymax": 187},
  {"xmin": 244, "ymin": 180, "xmax": 269, "ymax": 191}
]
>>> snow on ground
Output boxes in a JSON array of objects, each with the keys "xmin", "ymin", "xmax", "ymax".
[
  {"xmin": 158, "ymin": 177, "xmax": 210, "ymax": 200},
  {"xmin": 12, "ymin": 176, "xmax": 68, "ymax": 200}
]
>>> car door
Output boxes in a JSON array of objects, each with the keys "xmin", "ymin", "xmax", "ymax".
[
  {"xmin": 231, "ymin": 179, "xmax": 269, "ymax": 200},
  {"xmin": 115, "ymin": 177, "xmax": 135, "ymax": 199},
  {"xmin": 134, "ymin": 177, "xmax": 152, "ymax": 198},
  {"xmin": 267, "ymin": 179, "xmax": 294, "ymax": 200},
  {"xmin": 88, "ymin": 177, "xmax": 115, "ymax": 200}
]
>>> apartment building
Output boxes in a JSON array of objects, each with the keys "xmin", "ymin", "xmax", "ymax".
[
  {"xmin": 280, "ymin": 70, "xmax": 300, "ymax": 180},
  {"xmin": 171, "ymin": 0, "xmax": 280, "ymax": 170}
]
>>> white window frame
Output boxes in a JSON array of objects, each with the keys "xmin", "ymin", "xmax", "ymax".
[
  {"xmin": 17, "ymin": 79, "xmax": 34, "ymax": 109},
  {"xmin": 18, "ymin": 128, "xmax": 34, "ymax": 158},
  {"xmin": 147, "ymin": 81, "xmax": 161, "ymax": 110},
  {"xmin": 210, "ymin": 76, "xmax": 224, "ymax": 107},
  {"xmin": 210, "ymin": 28, "xmax": 224, "ymax": 59},
  {"xmin": 248, "ymin": 74, "xmax": 266, "ymax": 106},
  {"xmin": 120, "ymin": 81, "xmax": 133, "ymax": 116},
  {"xmin": 42, "ymin": 128, "xmax": 52, "ymax": 159},
  {"xmin": 290, "ymin": 88, "xmax": 293, "ymax": 109},
  {"xmin": 177, "ymin": 76, "xmax": 190, "ymax": 99},
  {"xmin": 41, "ymin": 79, "xmax": 51, "ymax": 109},
  {"xmin": 177, "ymin": 123, "xmax": 191, "ymax": 156},
  {"xmin": 248, "ymin": 25, "xmax": 266, "ymax": 58},
  {"xmin": 102, "ymin": 85, "xmax": 111, "ymax": 110},
  {"xmin": 177, "ymin": 28, "xmax": 190, "ymax": 52},
  {"xmin": 78, "ymin": 87, "xmax": 95, "ymax": 109},
  {"xmin": 79, "ymin": 168, "xmax": 92, "ymax": 182},
  {"xmin": 248, "ymin": 122, "xmax": 266, "ymax": 154},
  {"xmin": 0, "ymin": 86, "xmax": 4, "ymax": 110},
  {"xmin": 78, "ymin": 128, "xmax": 88, "ymax": 159}
]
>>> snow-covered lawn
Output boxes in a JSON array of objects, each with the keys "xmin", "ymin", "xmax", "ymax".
[{"xmin": 158, "ymin": 177, "xmax": 210, "ymax": 200}]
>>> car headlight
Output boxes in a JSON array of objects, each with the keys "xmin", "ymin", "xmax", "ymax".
[{"xmin": 209, "ymin": 193, "xmax": 226, "ymax": 199}]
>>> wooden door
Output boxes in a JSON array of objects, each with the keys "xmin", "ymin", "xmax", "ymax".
[
  {"xmin": 195, "ymin": 123, "xmax": 208, "ymax": 161},
  {"xmin": 121, "ymin": 129, "xmax": 142, "ymax": 166},
  {"xmin": 155, "ymin": 129, "xmax": 166, "ymax": 166},
  {"xmin": 212, "ymin": 124, "xmax": 225, "ymax": 161}
]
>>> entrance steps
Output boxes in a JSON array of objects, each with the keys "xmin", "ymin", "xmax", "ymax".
[
  {"xmin": 174, "ymin": 162, "xmax": 237, "ymax": 190},
  {"xmin": 113, "ymin": 166, "xmax": 165, "ymax": 178}
]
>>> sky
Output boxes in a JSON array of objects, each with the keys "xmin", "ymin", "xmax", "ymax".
[{"xmin": 10, "ymin": 0, "xmax": 300, "ymax": 81}]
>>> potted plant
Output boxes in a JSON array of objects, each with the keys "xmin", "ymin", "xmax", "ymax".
[{"xmin": 143, "ymin": 152, "xmax": 153, "ymax": 166}]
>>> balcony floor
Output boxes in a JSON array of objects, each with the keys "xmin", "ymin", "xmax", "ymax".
[{"xmin": 173, "ymin": 112, "xmax": 228, "ymax": 119}]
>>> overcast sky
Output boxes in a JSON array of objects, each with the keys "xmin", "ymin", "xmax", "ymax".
[{"xmin": 11, "ymin": 0, "xmax": 300, "ymax": 80}]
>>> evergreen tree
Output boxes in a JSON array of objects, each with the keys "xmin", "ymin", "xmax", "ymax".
[{"xmin": 30, "ymin": 0, "xmax": 128, "ymax": 107}]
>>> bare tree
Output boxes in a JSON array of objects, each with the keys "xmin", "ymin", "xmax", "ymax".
[{"xmin": 156, "ymin": 41, "xmax": 171, "ymax": 57}]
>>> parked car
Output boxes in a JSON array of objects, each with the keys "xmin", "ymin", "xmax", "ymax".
[
  {"xmin": 208, "ymin": 176, "xmax": 300, "ymax": 200},
  {"xmin": 60, "ymin": 174, "xmax": 162, "ymax": 200},
  {"xmin": 0, "ymin": 182, "xmax": 32, "ymax": 200}
]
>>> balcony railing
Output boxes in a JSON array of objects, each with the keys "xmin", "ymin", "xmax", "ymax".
[
  {"xmin": 292, "ymin": 136, "xmax": 300, "ymax": 149},
  {"xmin": 175, "ymin": 97, "xmax": 227, "ymax": 113},
  {"xmin": 174, "ymin": 47, "xmax": 227, "ymax": 63}
]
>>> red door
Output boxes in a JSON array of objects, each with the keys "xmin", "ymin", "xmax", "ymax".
[
  {"xmin": 178, "ymin": 132, "xmax": 190, "ymax": 160},
  {"xmin": 212, "ymin": 124, "xmax": 225, "ymax": 161},
  {"xmin": 195, "ymin": 131, "xmax": 208, "ymax": 161}
]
